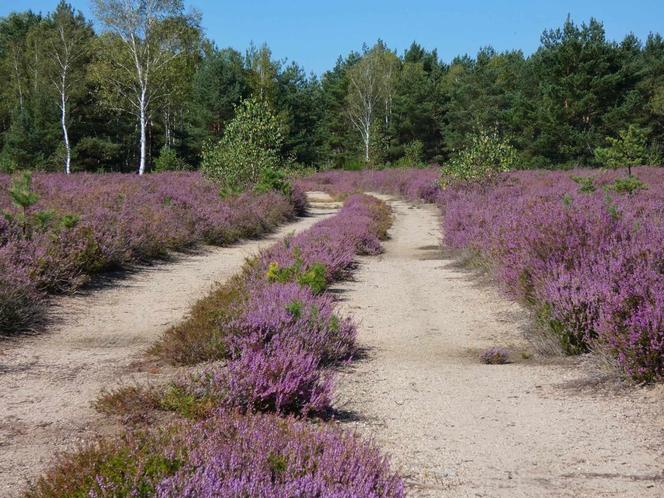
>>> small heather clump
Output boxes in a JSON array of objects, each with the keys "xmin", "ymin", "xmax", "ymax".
[
  {"xmin": 223, "ymin": 340, "xmax": 334, "ymax": 416},
  {"xmin": 480, "ymin": 347, "xmax": 511, "ymax": 365},
  {"xmin": 157, "ymin": 410, "xmax": 405, "ymax": 498},
  {"xmin": 231, "ymin": 282, "xmax": 357, "ymax": 365}
]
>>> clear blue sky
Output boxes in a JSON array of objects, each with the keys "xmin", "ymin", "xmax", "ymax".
[{"xmin": 3, "ymin": 1, "xmax": 663, "ymax": 74}]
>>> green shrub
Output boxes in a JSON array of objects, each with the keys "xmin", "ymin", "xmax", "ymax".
[
  {"xmin": 343, "ymin": 159, "xmax": 365, "ymax": 171},
  {"xmin": 24, "ymin": 428, "xmax": 186, "ymax": 498},
  {"xmin": 154, "ymin": 146, "xmax": 187, "ymax": 172},
  {"xmin": 399, "ymin": 140, "xmax": 425, "ymax": 167},
  {"xmin": 201, "ymin": 98, "xmax": 284, "ymax": 191},
  {"xmin": 266, "ymin": 256, "xmax": 328, "ymax": 294},
  {"xmin": 594, "ymin": 125, "xmax": 658, "ymax": 176},
  {"xmin": 605, "ymin": 176, "xmax": 647, "ymax": 195},
  {"xmin": 255, "ymin": 168, "xmax": 293, "ymax": 196},
  {"xmin": 570, "ymin": 175, "xmax": 596, "ymax": 193},
  {"xmin": 441, "ymin": 129, "xmax": 518, "ymax": 187},
  {"xmin": 0, "ymin": 151, "xmax": 18, "ymax": 173}
]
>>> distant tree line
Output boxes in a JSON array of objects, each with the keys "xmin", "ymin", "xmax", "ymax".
[{"xmin": 0, "ymin": 3, "xmax": 663, "ymax": 173}]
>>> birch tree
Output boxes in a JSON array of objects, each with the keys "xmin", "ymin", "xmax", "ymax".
[
  {"xmin": 246, "ymin": 42, "xmax": 278, "ymax": 104},
  {"xmin": 42, "ymin": 2, "xmax": 91, "ymax": 174},
  {"xmin": 91, "ymin": 0, "xmax": 199, "ymax": 174},
  {"xmin": 346, "ymin": 52, "xmax": 380, "ymax": 163},
  {"xmin": 346, "ymin": 44, "xmax": 399, "ymax": 164}
]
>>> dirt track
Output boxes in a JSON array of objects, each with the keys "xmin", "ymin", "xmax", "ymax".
[
  {"xmin": 336, "ymin": 196, "xmax": 664, "ymax": 497},
  {"xmin": 0, "ymin": 198, "xmax": 337, "ymax": 496}
]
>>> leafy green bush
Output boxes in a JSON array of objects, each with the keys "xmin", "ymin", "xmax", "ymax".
[
  {"xmin": 201, "ymin": 98, "xmax": 284, "ymax": 191},
  {"xmin": 266, "ymin": 257, "xmax": 328, "ymax": 294},
  {"xmin": 594, "ymin": 125, "xmax": 657, "ymax": 176},
  {"xmin": 342, "ymin": 159, "xmax": 365, "ymax": 171},
  {"xmin": 570, "ymin": 175, "xmax": 596, "ymax": 193},
  {"xmin": 154, "ymin": 146, "xmax": 187, "ymax": 172},
  {"xmin": 400, "ymin": 140, "xmax": 425, "ymax": 167},
  {"xmin": 441, "ymin": 129, "xmax": 518, "ymax": 187},
  {"xmin": 0, "ymin": 151, "xmax": 18, "ymax": 173},
  {"xmin": 605, "ymin": 175, "xmax": 647, "ymax": 195},
  {"xmin": 255, "ymin": 168, "xmax": 293, "ymax": 196}
]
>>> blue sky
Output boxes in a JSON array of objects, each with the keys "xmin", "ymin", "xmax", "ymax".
[{"xmin": 3, "ymin": 1, "xmax": 663, "ymax": 74}]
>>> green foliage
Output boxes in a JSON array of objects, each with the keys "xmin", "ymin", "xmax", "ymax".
[
  {"xmin": 24, "ymin": 429, "xmax": 184, "ymax": 498},
  {"xmin": 342, "ymin": 159, "xmax": 365, "ymax": 171},
  {"xmin": 0, "ymin": 152, "xmax": 19, "ymax": 173},
  {"xmin": 255, "ymin": 168, "xmax": 293, "ymax": 196},
  {"xmin": 594, "ymin": 125, "xmax": 656, "ymax": 175},
  {"xmin": 72, "ymin": 137, "xmax": 122, "ymax": 171},
  {"xmin": 441, "ymin": 129, "xmax": 518, "ymax": 186},
  {"xmin": 266, "ymin": 257, "xmax": 328, "ymax": 294},
  {"xmin": 159, "ymin": 384, "xmax": 215, "ymax": 420},
  {"xmin": 285, "ymin": 299, "xmax": 303, "ymax": 319},
  {"xmin": 154, "ymin": 146, "xmax": 187, "ymax": 172},
  {"xmin": 396, "ymin": 140, "xmax": 425, "ymax": 167},
  {"xmin": 297, "ymin": 263, "xmax": 327, "ymax": 294},
  {"xmin": 537, "ymin": 303, "xmax": 587, "ymax": 355},
  {"xmin": 1, "ymin": 7, "xmax": 664, "ymax": 172},
  {"xmin": 202, "ymin": 98, "xmax": 284, "ymax": 191},
  {"xmin": 605, "ymin": 176, "xmax": 648, "ymax": 195},
  {"xmin": 267, "ymin": 453, "xmax": 288, "ymax": 475},
  {"xmin": 8, "ymin": 170, "xmax": 39, "ymax": 211},
  {"xmin": 570, "ymin": 175, "xmax": 596, "ymax": 193}
]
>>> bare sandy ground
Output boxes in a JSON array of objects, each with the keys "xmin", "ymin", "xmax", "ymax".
[
  {"xmin": 0, "ymin": 196, "xmax": 337, "ymax": 496},
  {"xmin": 336, "ymin": 196, "xmax": 664, "ymax": 497}
]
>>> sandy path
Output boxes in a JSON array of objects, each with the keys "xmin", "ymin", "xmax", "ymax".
[
  {"xmin": 336, "ymin": 196, "xmax": 664, "ymax": 497},
  {"xmin": 0, "ymin": 194, "xmax": 338, "ymax": 496}
]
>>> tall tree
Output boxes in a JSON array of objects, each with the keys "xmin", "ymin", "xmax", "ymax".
[
  {"xmin": 40, "ymin": 2, "xmax": 92, "ymax": 173},
  {"xmin": 91, "ymin": 0, "xmax": 199, "ymax": 174},
  {"xmin": 319, "ymin": 53, "xmax": 359, "ymax": 167},
  {"xmin": 530, "ymin": 17, "xmax": 625, "ymax": 165},
  {"xmin": 190, "ymin": 45, "xmax": 249, "ymax": 139},
  {"xmin": 246, "ymin": 42, "xmax": 278, "ymax": 104},
  {"xmin": 346, "ymin": 43, "xmax": 397, "ymax": 164}
]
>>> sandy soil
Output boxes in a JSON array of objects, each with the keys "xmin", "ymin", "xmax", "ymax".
[
  {"xmin": 336, "ymin": 196, "xmax": 664, "ymax": 497},
  {"xmin": 0, "ymin": 195, "xmax": 337, "ymax": 496}
]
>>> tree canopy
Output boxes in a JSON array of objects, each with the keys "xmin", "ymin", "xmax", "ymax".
[{"xmin": 0, "ymin": 9, "xmax": 661, "ymax": 172}]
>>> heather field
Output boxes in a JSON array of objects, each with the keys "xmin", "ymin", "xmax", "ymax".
[
  {"xmin": 3, "ymin": 1, "xmax": 664, "ymax": 495},
  {"xmin": 0, "ymin": 172, "xmax": 305, "ymax": 335},
  {"xmin": 1, "ymin": 167, "xmax": 663, "ymax": 497},
  {"xmin": 299, "ymin": 167, "xmax": 664, "ymax": 381}
]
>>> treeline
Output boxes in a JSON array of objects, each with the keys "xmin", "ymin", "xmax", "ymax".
[{"xmin": 1, "ymin": 1, "xmax": 663, "ymax": 173}]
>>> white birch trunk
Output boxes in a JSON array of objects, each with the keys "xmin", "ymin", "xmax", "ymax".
[
  {"xmin": 139, "ymin": 87, "xmax": 147, "ymax": 175},
  {"xmin": 61, "ymin": 85, "xmax": 71, "ymax": 174}
]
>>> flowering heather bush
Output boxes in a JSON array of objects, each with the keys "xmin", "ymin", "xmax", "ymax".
[
  {"xmin": 255, "ymin": 194, "xmax": 390, "ymax": 286},
  {"xmin": 26, "ymin": 411, "xmax": 403, "ymax": 498},
  {"xmin": 439, "ymin": 168, "xmax": 664, "ymax": 381},
  {"xmin": 0, "ymin": 172, "xmax": 303, "ymax": 334},
  {"xmin": 224, "ymin": 340, "xmax": 334, "ymax": 416},
  {"xmin": 157, "ymin": 411, "xmax": 404, "ymax": 498},
  {"xmin": 231, "ymin": 282, "xmax": 356, "ymax": 365},
  {"xmin": 301, "ymin": 166, "xmax": 664, "ymax": 382}
]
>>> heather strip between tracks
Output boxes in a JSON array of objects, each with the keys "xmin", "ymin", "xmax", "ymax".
[{"xmin": 25, "ymin": 194, "xmax": 404, "ymax": 498}]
